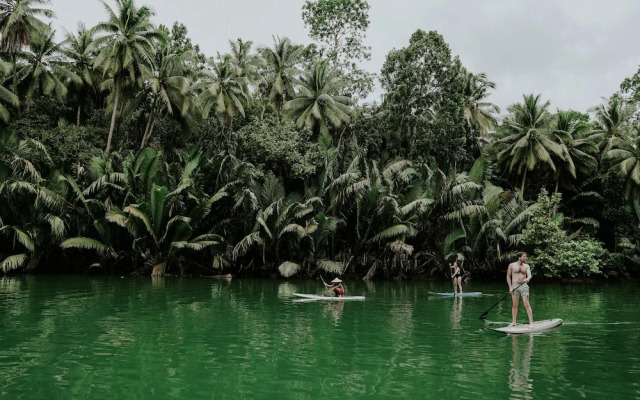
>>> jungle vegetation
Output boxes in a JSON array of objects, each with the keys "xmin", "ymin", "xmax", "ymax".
[{"xmin": 1, "ymin": 0, "xmax": 640, "ymax": 281}]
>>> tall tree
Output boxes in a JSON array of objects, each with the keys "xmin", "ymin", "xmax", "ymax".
[
  {"xmin": 0, "ymin": 0, "xmax": 53, "ymax": 94},
  {"xmin": 164, "ymin": 22, "xmax": 206, "ymax": 68},
  {"xmin": 139, "ymin": 42, "xmax": 193, "ymax": 148},
  {"xmin": 461, "ymin": 69, "xmax": 499, "ymax": 156},
  {"xmin": 259, "ymin": 36, "xmax": 304, "ymax": 121},
  {"xmin": 17, "ymin": 25, "xmax": 72, "ymax": 111},
  {"xmin": 490, "ymin": 94, "xmax": 563, "ymax": 195},
  {"xmin": 92, "ymin": 0, "xmax": 164, "ymax": 153},
  {"xmin": 550, "ymin": 111, "xmax": 598, "ymax": 192},
  {"xmin": 196, "ymin": 53, "xmax": 248, "ymax": 134},
  {"xmin": 60, "ymin": 23, "xmax": 103, "ymax": 125},
  {"xmin": 0, "ymin": 58, "xmax": 18, "ymax": 120},
  {"xmin": 590, "ymin": 97, "xmax": 634, "ymax": 156},
  {"xmin": 228, "ymin": 38, "xmax": 259, "ymax": 88},
  {"xmin": 380, "ymin": 30, "xmax": 466, "ymax": 165},
  {"xmin": 605, "ymin": 133, "xmax": 640, "ymax": 203},
  {"xmin": 301, "ymin": 0, "xmax": 373, "ymax": 98},
  {"xmin": 284, "ymin": 60, "xmax": 353, "ymax": 141}
]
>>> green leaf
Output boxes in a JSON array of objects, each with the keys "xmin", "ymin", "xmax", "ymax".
[
  {"xmin": 278, "ymin": 261, "xmax": 300, "ymax": 278},
  {"xmin": 61, "ymin": 237, "xmax": 107, "ymax": 252},
  {"xmin": 317, "ymin": 259, "xmax": 342, "ymax": 274},
  {"xmin": 1, "ymin": 254, "xmax": 28, "ymax": 272}
]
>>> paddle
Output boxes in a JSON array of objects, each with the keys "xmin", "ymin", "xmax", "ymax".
[
  {"xmin": 320, "ymin": 275, "xmax": 332, "ymax": 294},
  {"xmin": 478, "ymin": 281, "xmax": 526, "ymax": 320}
]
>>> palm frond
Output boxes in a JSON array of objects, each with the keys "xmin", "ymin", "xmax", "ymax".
[
  {"xmin": 60, "ymin": 237, "xmax": 107, "ymax": 252},
  {"xmin": 278, "ymin": 261, "xmax": 300, "ymax": 278},
  {"xmin": 317, "ymin": 259, "xmax": 342, "ymax": 274},
  {"xmin": 0, "ymin": 254, "xmax": 28, "ymax": 272}
]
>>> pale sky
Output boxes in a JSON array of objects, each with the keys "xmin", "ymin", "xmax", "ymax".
[{"xmin": 49, "ymin": 0, "xmax": 640, "ymax": 113}]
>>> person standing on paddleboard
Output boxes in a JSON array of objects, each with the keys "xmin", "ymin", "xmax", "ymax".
[
  {"xmin": 507, "ymin": 252, "xmax": 533, "ymax": 327},
  {"xmin": 450, "ymin": 261, "xmax": 463, "ymax": 294},
  {"xmin": 325, "ymin": 278, "xmax": 345, "ymax": 297}
]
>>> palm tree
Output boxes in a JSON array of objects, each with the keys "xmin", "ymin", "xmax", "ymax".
[
  {"xmin": 605, "ymin": 133, "xmax": 640, "ymax": 202},
  {"xmin": 62, "ymin": 149, "xmax": 228, "ymax": 275},
  {"xmin": 259, "ymin": 36, "xmax": 303, "ymax": 121},
  {"xmin": 284, "ymin": 60, "xmax": 353, "ymax": 141},
  {"xmin": 92, "ymin": 0, "xmax": 164, "ymax": 153},
  {"xmin": 446, "ymin": 182, "xmax": 534, "ymax": 267},
  {"xmin": 0, "ymin": 0, "xmax": 53, "ymax": 94},
  {"xmin": 195, "ymin": 53, "xmax": 248, "ymax": 134},
  {"xmin": 491, "ymin": 94, "xmax": 564, "ymax": 195},
  {"xmin": 0, "ymin": 131, "xmax": 69, "ymax": 272},
  {"xmin": 590, "ymin": 97, "xmax": 634, "ymax": 156},
  {"xmin": 0, "ymin": 58, "xmax": 19, "ymax": 120},
  {"xmin": 139, "ymin": 43, "xmax": 193, "ymax": 148},
  {"xmin": 60, "ymin": 23, "xmax": 103, "ymax": 125},
  {"xmin": 461, "ymin": 69, "xmax": 500, "ymax": 152},
  {"xmin": 550, "ymin": 111, "xmax": 598, "ymax": 192},
  {"xmin": 228, "ymin": 38, "xmax": 259, "ymax": 87},
  {"xmin": 17, "ymin": 26, "xmax": 74, "ymax": 111}
]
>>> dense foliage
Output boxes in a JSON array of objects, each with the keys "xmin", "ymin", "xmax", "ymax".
[{"xmin": 1, "ymin": 0, "xmax": 639, "ymax": 280}]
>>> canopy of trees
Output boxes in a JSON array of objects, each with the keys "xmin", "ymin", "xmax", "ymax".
[{"xmin": 1, "ymin": 0, "xmax": 639, "ymax": 281}]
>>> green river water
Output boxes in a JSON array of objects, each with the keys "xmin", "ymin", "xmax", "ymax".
[{"xmin": 0, "ymin": 275, "xmax": 638, "ymax": 399}]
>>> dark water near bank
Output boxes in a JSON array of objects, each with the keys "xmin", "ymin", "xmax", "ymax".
[{"xmin": 0, "ymin": 276, "xmax": 638, "ymax": 399}]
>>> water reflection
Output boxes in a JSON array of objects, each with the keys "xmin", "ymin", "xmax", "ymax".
[
  {"xmin": 151, "ymin": 275, "xmax": 165, "ymax": 287},
  {"xmin": 323, "ymin": 301, "xmax": 344, "ymax": 325},
  {"xmin": 509, "ymin": 334, "xmax": 533, "ymax": 400},
  {"xmin": 277, "ymin": 282, "xmax": 297, "ymax": 299},
  {"xmin": 451, "ymin": 295, "xmax": 463, "ymax": 329}
]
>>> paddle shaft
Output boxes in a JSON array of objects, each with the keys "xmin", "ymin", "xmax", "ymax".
[
  {"xmin": 478, "ymin": 281, "xmax": 527, "ymax": 320},
  {"xmin": 320, "ymin": 275, "xmax": 332, "ymax": 293}
]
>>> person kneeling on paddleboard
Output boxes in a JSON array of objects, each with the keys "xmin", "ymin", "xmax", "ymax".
[{"xmin": 325, "ymin": 278, "xmax": 345, "ymax": 297}]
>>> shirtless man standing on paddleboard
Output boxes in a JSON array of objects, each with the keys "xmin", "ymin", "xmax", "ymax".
[{"xmin": 507, "ymin": 252, "xmax": 533, "ymax": 327}]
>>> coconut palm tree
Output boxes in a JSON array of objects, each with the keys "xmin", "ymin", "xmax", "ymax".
[
  {"xmin": 461, "ymin": 69, "xmax": 500, "ymax": 153},
  {"xmin": 195, "ymin": 53, "xmax": 248, "ymax": 134},
  {"xmin": 259, "ymin": 36, "xmax": 304, "ymax": 121},
  {"xmin": 284, "ymin": 60, "xmax": 353, "ymax": 141},
  {"xmin": 605, "ymin": 133, "xmax": 640, "ymax": 202},
  {"xmin": 60, "ymin": 23, "xmax": 104, "ymax": 125},
  {"xmin": 0, "ymin": 58, "xmax": 19, "ymax": 120},
  {"xmin": 590, "ymin": 97, "xmax": 634, "ymax": 156},
  {"xmin": 139, "ymin": 43, "xmax": 193, "ymax": 148},
  {"xmin": 0, "ymin": 0, "xmax": 53, "ymax": 94},
  {"xmin": 17, "ymin": 26, "xmax": 74, "ymax": 111},
  {"xmin": 490, "ymin": 94, "xmax": 564, "ymax": 195},
  {"xmin": 92, "ymin": 0, "xmax": 164, "ymax": 153},
  {"xmin": 228, "ymin": 38, "xmax": 260, "ymax": 87},
  {"xmin": 550, "ymin": 111, "xmax": 598, "ymax": 192}
]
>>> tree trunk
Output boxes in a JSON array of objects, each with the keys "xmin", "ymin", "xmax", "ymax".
[
  {"xmin": 141, "ymin": 97, "xmax": 158, "ymax": 148},
  {"xmin": 106, "ymin": 88, "xmax": 120, "ymax": 153},
  {"xmin": 11, "ymin": 54, "xmax": 17, "ymax": 95},
  {"xmin": 76, "ymin": 104, "xmax": 81, "ymax": 126},
  {"xmin": 520, "ymin": 169, "xmax": 527, "ymax": 199},
  {"xmin": 141, "ymin": 110, "xmax": 156, "ymax": 149}
]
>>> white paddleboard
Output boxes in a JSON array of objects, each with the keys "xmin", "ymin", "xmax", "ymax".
[
  {"xmin": 431, "ymin": 292, "xmax": 482, "ymax": 297},
  {"xmin": 491, "ymin": 318, "xmax": 563, "ymax": 334},
  {"xmin": 293, "ymin": 293, "xmax": 365, "ymax": 301}
]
